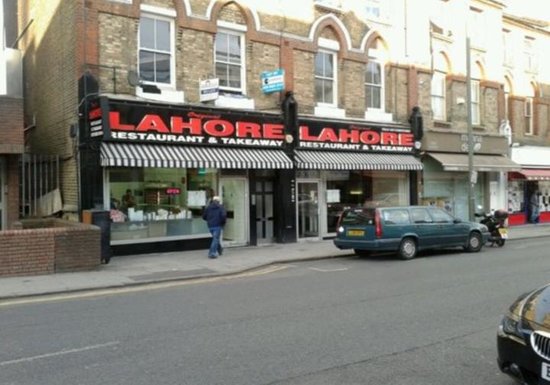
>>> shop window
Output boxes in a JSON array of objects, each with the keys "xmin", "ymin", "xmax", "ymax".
[
  {"xmin": 325, "ymin": 170, "xmax": 408, "ymax": 233},
  {"xmin": 107, "ymin": 167, "xmax": 218, "ymax": 243},
  {"xmin": 215, "ymin": 30, "xmax": 245, "ymax": 94},
  {"xmin": 139, "ymin": 13, "xmax": 174, "ymax": 86}
]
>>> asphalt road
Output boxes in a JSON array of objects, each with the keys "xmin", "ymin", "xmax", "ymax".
[{"xmin": 1, "ymin": 238, "xmax": 549, "ymax": 385}]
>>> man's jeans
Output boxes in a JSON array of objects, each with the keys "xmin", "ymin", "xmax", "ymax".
[{"xmin": 208, "ymin": 226, "xmax": 223, "ymax": 257}]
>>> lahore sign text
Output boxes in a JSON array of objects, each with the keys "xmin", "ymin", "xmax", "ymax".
[{"xmin": 90, "ymin": 99, "xmax": 414, "ymax": 153}]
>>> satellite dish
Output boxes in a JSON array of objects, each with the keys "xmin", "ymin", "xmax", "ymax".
[{"xmin": 127, "ymin": 70, "xmax": 141, "ymax": 87}]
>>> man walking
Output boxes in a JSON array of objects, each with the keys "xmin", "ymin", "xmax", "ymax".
[{"xmin": 202, "ymin": 196, "xmax": 226, "ymax": 258}]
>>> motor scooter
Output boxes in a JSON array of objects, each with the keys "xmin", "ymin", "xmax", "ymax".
[{"xmin": 475, "ymin": 209, "xmax": 508, "ymax": 247}]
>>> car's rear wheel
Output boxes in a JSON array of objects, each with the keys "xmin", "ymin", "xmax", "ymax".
[
  {"xmin": 466, "ymin": 231, "xmax": 482, "ymax": 252},
  {"xmin": 398, "ymin": 237, "xmax": 417, "ymax": 260},
  {"xmin": 354, "ymin": 249, "xmax": 371, "ymax": 257}
]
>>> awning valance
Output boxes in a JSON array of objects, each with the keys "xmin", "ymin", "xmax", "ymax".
[
  {"xmin": 519, "ymin": 169, "xmax": 550, "ymax": 180},
  {"xmin": 100, "ymin": 142, "xmax": 293, "ymax": 169},
  {"xmin": 294, "ymin": 150, "xmax": 423, "ymax": 171},
  {"xmin": 427, "ymin": 153, "xmax": 520, "ymax": 172}
]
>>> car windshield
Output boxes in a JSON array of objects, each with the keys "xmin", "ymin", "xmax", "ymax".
[{"xmin": 341, "ymin": 208, "xmax": 375, "ymax": 225}]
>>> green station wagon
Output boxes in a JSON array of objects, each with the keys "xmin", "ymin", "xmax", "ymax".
[{"xmin": 333, "ymin": 206, "xmax": 490, "ymax": 260}]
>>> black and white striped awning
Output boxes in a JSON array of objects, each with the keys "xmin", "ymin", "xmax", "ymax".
[
  {"xmin": 295, "ymin": 150, "xmax": 423, "ymax": 171},
  {"xmin": 100, "ymin": 142, "xmax": 293, "ymax": 169}
]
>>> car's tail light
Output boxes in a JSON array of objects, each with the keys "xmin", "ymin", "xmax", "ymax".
[
  {"xmin": 336, "ymin": 212, "xmax": 344, "ymax": 230},
  {"xmin": 375, "ymin": 209, "xmax": 382, "ymax": 238}
]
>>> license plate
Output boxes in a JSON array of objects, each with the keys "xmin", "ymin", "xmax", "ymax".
[
  {"xmin": 541, "ymin": 362, "xmax": 550, "ymax": 381},
  {"xmin": 347, "ymin": 229, "xmax": 365, "ymax": 237},
  {"xmin": 498, "ymin": 228, "xmax": 508, "ymax": 239}
]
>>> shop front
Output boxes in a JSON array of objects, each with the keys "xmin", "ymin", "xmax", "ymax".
[
  {"xmin": 420, "ymin": 131, "xmax": 519, "ymax": 221},
  {"xmin": 79, "ymin": 96, "xmax": 295, "ymax": 255},
  {"xmin": 509, "ymin": 145, "xmax": 550, "ymax": 225},
  {"xmin": 293, "ymin": 117, "xmax": 423, "ymax": 239}
]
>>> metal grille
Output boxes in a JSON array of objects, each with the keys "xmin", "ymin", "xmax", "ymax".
[
  {"xmin": 19, "ymin": 154, "xmax": 60, "ymax": 217},
  {"xmin": 530, "ymin": 331, "xmax": 550, "ymax": 360}
]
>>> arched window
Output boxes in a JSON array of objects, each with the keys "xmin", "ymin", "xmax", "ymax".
[
  {"xmin": 431, "ymin": 52, "xmax": 449, "ymax": 121},
  {"xmin": 525, "ymin": 82, "xmax": 536, "ymax": 135}
]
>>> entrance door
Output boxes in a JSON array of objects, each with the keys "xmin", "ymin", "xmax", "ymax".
[
  {"xmin": 220, "ymin": 177, "xmax": 248, "ymax": 246},
  {"xmin": 297, "ymin": 180, "xmax": 320, "ymax": 238},
  {"xmin": 255, "ymin": 179, "xmax": 274, "ymax": 244}
]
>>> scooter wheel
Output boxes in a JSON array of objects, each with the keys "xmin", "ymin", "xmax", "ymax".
[{"xmin": 496, "ymin": 239, "xmax": 505, "ymax": 247}]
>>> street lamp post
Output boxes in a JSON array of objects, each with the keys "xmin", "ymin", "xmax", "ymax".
[{"xmin": 466, "ymin": 37, "xmax": 476, "ymax": 221}]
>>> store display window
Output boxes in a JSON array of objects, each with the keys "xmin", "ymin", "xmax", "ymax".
[
  {"xmin": 325, "ymin": 170, "xmax": 409, "ymax": 233},
  {"xmin": 107, "ymin": 167, "xmax": 218, "ymax": 243}
]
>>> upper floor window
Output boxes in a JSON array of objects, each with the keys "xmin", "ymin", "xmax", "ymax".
[
  {"xmin": 468, "ymin": 8, "xmax": 485, "ymax": 47},
  {"xmin": 315, "ymin": 50, "xmax": 336, "ymax": 106},
  {"xmin": 314, "ymin": 0, "xmax": 342, "ymax": 10},
  {"xmin": 524, "ymin": 37, "xmax": 537, "ymax": 73},
  {"xmin": 470, "ymin": 63, "xmax": 482, "ymax": 125},
  {"xmin": 365, "ymin": 61, "xmax": 382, "ymax": 109},
  {"xmin": 503, "ymin": 29, "xmax": 513, "ymax": 67},
  {"xmin": 525, "ymin": 83, "xmax": 536, "ymax": 135},
  {"xmin": 215, "ymin": 30, "xmax": 245, "ymax": 93},
  {"xmin": 139, "ymin": 14, "xmax": 174, "ymax": 86},
  {"xmin": 431, "ymin": 53, "xmax": 448, "ymax": 121}
]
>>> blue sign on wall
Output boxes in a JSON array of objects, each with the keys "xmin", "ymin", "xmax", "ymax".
[{"xmin": 261, "ymin": 69, "xmax": 285, "ymax": 94}]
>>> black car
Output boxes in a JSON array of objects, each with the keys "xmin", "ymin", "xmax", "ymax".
[{"xmin": 497, "ymin": 283, "xmax": 550, "ymax": 384}]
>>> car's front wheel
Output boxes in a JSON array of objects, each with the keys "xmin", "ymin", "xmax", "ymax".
[
  {"xmin": 398, "ymin": 237, "xmax": 417, "ymax": 260},
  {"xmin": 465, "ymin": 231, "xmax": 482, "ymax": 252}
]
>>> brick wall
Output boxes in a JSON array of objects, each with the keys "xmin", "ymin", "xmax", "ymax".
[
  {"xmin": 0, "ymin": 219, "xmax": 101, "ymax": 277},
  {"xmin": 0, "ymin": 96, "xmax": 23, "ymax": 153}
]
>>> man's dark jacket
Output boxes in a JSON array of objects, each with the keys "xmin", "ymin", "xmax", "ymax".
[{"xmin": 202, "ymin": 201, "xmax": 227, "ymax": 228}]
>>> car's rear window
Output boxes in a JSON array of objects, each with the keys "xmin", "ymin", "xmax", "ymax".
[{"xmin": 341, "ymin": 208, "xmax": 375, "ymax": 225}]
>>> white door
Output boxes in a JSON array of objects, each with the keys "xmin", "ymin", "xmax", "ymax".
[{"xmin": 220, "ymin": 177, "xmax": 248, "ymax": 246}]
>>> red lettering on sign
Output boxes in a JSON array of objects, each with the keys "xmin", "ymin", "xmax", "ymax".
[
  {"xmin": 381, "ymin": 132, "xmax": 398, "ymax": 145},
  {"xmin": 360, "ymin": 131, "xmax": 380, "ymax": 144},
  {"xmin": 263, "ymin": 124, "xmax": 284, "ymax": 139},
  {"xmin": 109, "ymin": 111, "xmax": 135, "ymax": 131},
  {"xmin": 236, "ymin": 121, "xmax": 261, "ymax": 138},
  {"xmin": 338, "ymin": 129, "xmax": 360, "ymax": 143},
  {"xmin": 204, "ymin": 120, "xmax": 234, "ymax": 136},
  {"xmin": 299, "ymin": 126, "xmax": 319, "ymax": 141},
  {"xmin": 171, "ymin": 117, "xmax": 202, "ymax": 135},
  {"xmin": 318, "ymin": 128, "xmax": 338, "ymax": 142},
  {"xmin": 136, "ymin": 114, "xmax": 169, "ymax": 133},
  {"xmin": 400, "ymin": 133, "xmax": 414, "ymax": 146}
]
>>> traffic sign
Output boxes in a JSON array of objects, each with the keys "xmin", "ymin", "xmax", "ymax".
[{"xmin": 261, "ymin": 69, "xmax": 285, "ymax": 94}]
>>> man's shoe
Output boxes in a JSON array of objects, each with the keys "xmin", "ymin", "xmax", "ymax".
[
  {"xmin": 208, "ymin": 255, "xmax": 217, "ymax": 259},
  {"xmin": 218, "ymin": 247, "xmax": 223, "ymax": 256}
]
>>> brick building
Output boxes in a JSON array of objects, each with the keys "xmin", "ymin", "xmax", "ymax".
[{"xmin": 15, "ymin": 0, "xmax": 550, "ymax": 255}]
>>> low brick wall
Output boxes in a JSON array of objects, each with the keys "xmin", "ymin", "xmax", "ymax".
[{"xmin": 0, "ymin": 219, "xmax": 101, "ymax": 277}]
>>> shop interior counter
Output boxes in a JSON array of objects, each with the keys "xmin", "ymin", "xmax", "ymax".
[{"xmin": 111, "ymin": 218, "xmax": 209, "ymax": 242}]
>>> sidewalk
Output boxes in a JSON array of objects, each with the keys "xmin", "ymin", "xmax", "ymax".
[{"xmin": 1, "ymin": 223, "xmax": 549, "ymax": 301}]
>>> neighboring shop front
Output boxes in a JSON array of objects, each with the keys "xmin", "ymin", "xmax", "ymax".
[
  {"xmin": 509, "ymin": 145, "xmax": 550, "ymax": 225},
  {"xmin": 293, "ymin": 117, "xmax": 423, "ymax": 239},
  {"xmin": 79, "ymin": 96, "xmax": 294, "ymax": 255},
  {"xmin": 421, "ymin": 131, "xmax": 519, "ymax": 221}
]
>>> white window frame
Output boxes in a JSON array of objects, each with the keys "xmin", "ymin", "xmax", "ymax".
[
  {"xmin": 315, "ymin": 48, "xmax": 338, "ymax": 107},
  {"xmin": 365, "ymin": 61, "xmax": 383, "ymax": 111},
  {"xmin": 138, "ymin": 9, "xmax": 176, "ymax": 89},
  {"xmin": 525, "ymin": 97, "xmax": 534, "ymax": 135},
  {"xmin": 431, "ymin": 70, "xmax": 446, "ymax": 121},
  {"xmin": 471, "ymin": 79, "xmax": 480, "ymax": 125},
  {"xmin": 214, "ymin": 23, "xmax": 246, "ymax": 95}
]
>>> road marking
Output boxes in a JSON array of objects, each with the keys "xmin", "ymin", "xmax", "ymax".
[
  {"xmin": 0, "ymin": 265, "xmax": 290, "ymax": 307},
  {"xmin": 309, "ymin": 267, "xmax": 349, "ymax": 272},
  {"xmin": 0, "ymin": 341, "xmax": 120, "ymax": 366}
]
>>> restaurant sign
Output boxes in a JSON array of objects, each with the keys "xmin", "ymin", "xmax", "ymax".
[{"xmin": 87, "ymin": 98, "xmax": 414, "ymax": 153}]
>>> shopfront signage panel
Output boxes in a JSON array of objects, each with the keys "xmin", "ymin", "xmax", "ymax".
[{"xmin": 91, "ymin": 98, "xmax": 415, "ymax": 153}]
